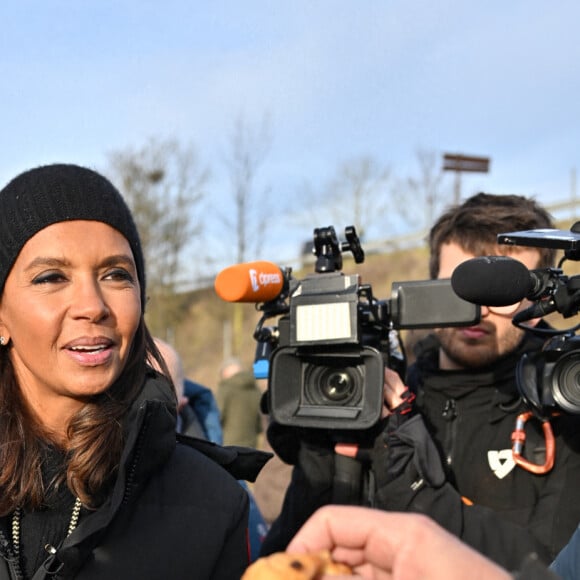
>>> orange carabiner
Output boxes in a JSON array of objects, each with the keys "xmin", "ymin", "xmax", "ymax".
[{"xmin": 511, "ymin": 411, "xmax": 555, "ymax": 475}]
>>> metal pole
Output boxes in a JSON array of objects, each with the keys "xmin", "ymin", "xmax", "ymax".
[
  {"xmin": 454, "ymin": 171, "xmax": 461, "ymax": 204},
  {"xmin": 572, "ymin": 167, "xmax": 577, "ymax": 219},
  {"xmin": 223, "ymin": 319, "xmax": 232, "ymax": 360}
]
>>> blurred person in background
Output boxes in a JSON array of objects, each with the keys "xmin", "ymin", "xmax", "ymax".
[
  {"xmin": 153, "ymin": 337, "xmax": 224, "ymax": 443},
  {"xmin": 217, "ymin": 358, "xmax": 262, "ymax": 448},
  {"xmin": 154, "ymin": 337, "xmax": 207, "ymax": 438}
]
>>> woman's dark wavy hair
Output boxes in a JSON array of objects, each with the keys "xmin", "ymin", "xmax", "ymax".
[
  {"xmin": 428, "ymin": 192, "xmax": 556, "ymax": 279},
  {"xmin": 0, "ymin": 318, "xmax": 172, "ymax": 515}
]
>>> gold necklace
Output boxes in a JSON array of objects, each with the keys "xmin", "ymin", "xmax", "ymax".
[{"xmin": 11, "ymin": 497, "xmax": 82, "ymax": 557}]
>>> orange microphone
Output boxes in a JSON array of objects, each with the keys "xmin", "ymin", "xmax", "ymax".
[{"xmin": 215, "ymin": 261, "xmax": 286, "ymax": 302}]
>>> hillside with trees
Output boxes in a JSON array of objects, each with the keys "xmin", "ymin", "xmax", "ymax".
[
  {"xmin": 103, "ymin": 131, "xmax": 580, "ymax": 393},
  {"xmin": 154, "ymin": 230, "xmax": 580, "ymax": 392}
]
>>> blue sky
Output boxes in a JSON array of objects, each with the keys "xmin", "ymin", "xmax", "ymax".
[{"xmin": 1, "ymin": 1, "xmax": 579, "ymax": 270}]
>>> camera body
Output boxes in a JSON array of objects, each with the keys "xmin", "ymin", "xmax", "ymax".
[
  {"xmin": 517, "ymin": 335, "xmax": 580, "ymax": 415},
  {"xmin": 255, "ymin": 225, "xmax": 480, "ymax": 430},
  {"xmin": 269, "ymin": 270, "xmax": 387, "ymax": 430},
  {"xmin": 498, "ymin": 224, "xmax": 580, "ymax": 415}
]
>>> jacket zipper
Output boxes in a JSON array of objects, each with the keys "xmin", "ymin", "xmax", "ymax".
[
  {"xmin": 121, "ymin": 407, "xmax": 153, "ymax": 505},
  {"xmin": 32, "ymin": 406, "xmax": 155, "ymax": 578},
  {"xmin": 442, "ymin": 398, "xmax": 457, "ymax": 467},
  {"xmin": 0, "ymin": 529, "xmax": 24, "ymax": 580}
]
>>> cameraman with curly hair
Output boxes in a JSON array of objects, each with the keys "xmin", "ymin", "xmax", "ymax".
[{"xmin": 261, "ymin": 193, "xmax": 580, "ymax": 573}]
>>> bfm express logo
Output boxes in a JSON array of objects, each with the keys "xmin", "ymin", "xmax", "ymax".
[{"xmin": 250, "ymin": 269, "xmax": 282, "ymax": 293}]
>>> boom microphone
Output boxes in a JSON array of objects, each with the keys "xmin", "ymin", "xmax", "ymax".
[
  {"xmin": 214, "ymin": 261, "xmax": 286, "ymax": 303},
  {"xmin": 451, "ymin": 256, "xmax": 548, "ymax": 306}
]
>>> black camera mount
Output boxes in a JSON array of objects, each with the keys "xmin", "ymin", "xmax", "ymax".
[{"xmin": 313, "ymin": 225, "xmax": 364, "ymax": 273}]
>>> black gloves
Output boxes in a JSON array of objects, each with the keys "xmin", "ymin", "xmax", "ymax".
[{"xmin": 371, "ymin": 414, "xmax": 446, "ymax": 509}]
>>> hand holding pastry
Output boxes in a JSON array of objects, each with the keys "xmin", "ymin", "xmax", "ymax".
[{"xmin": 285, "ymin": 505, "xmax": 512, "ymax": 580}]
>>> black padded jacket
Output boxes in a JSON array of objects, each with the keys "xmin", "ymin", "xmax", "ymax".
[{"xmin": 0, "ymin": 373, "xmax": 271, "ymax": 580}]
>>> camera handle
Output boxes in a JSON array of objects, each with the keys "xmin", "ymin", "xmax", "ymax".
[{"xmin": 332, "ymin": 443, "xmax": 364, "ymax": 505}]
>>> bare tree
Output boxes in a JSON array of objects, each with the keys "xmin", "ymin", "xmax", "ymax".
[
  {"xmin": 328, "ymin": 156, "xmax": 392, "ymax": 241},
  {"xmin": 107, "ymin": 137, "xmax": 210, "ymax": 339},
  {"xmin": 293, "ymin": 155, "xmax": 392, "ymax": 244},
  {"xmin": 219, "ymin": 114, "xmax": 273, "ymax": 263},
  {"xmin": 214, "ymin": 114, "xmax": 273, "ymax": 357},
  {"xmin": 395, "ymin": 149, "xmax": 449, "ymax": 231}
]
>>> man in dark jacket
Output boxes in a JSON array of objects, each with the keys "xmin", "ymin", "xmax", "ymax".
[
  {"xmin": 217, "ymin": 358, "xmax": 263, "ymax": 448},
  {"xmin": 261, "ymin": 193, "xmax": 580, "ymax": 571}
]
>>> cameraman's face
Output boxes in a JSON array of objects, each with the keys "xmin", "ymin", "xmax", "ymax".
[{"xmin": 435, "ymin": 242, "xmax": 542, "ymax": 370}]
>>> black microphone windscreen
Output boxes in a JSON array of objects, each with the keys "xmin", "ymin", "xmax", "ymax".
[{"xmin": 451, "ymin": 256, "xmax": 533, "ymax": 306}]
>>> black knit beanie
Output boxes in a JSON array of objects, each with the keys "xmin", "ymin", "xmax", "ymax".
[{"xmin": 0, "ymin": 163, "xmax": 146, "ymax": 309}]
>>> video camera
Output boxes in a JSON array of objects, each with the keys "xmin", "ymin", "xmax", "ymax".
[
  {"xmin": 452, "ymin": 222, "xmax": 580, "ymax": 417},
  {"xmin": 215, "ymin": 225, "xmax": 480, "ymax": 431}
]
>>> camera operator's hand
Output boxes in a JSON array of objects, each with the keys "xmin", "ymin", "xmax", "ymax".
[
  {"xmin": 366, "ymin": 369, "xmax": 446, "ymax": 511},
  {"xmin": 267, "ymin": 421, "xmax": 337, "ymax": 492},
  {"xmin": 266, "ymin": 366, "xmax": 417, "ymax": 495},
  {"xmin": 383, "ymin": 367, "xmax": 409, "ymax": 413},
  {"xmin": 382, "ymin": 366, "xmax": 417, "ymax": 419}
]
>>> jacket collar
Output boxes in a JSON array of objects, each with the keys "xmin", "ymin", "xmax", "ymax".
[
  {"xmin": 411, "ymin": 326, "xmax": 549, "ymax": 422},
  {"xmin": 51, "ymin": 372, "xmax": 177, "ymax": 575}
]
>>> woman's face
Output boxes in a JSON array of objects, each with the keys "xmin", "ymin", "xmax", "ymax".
[{"xmin": 0, "ymin": 220, "xmax": 141, "ymax": 427}]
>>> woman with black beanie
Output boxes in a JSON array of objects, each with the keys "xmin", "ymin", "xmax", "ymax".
[{"xmin": 0, "ymin": 163, "xmax": 267, "ymax": 579}]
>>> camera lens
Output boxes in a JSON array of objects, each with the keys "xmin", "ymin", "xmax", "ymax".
[
  {"xmin": 321, "ymin": 370, "xmax": 355, "ymax": 402},
  {"xmin": 303, "ymin": 362, "xmax": 363, "ymax": 407},
  {"xmin": 551, "ymin": 352, "xmax": 580, "ymax": 414}
]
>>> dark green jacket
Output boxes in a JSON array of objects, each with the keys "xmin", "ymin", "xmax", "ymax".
[{"xmin": 217, "ymin": 370, "xmax": 262, "ymax": 448}]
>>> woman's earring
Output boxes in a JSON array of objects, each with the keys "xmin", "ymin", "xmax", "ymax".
[{"xmin": 0, "ymin": 336, "xmax": 6, "ymax": 346}]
